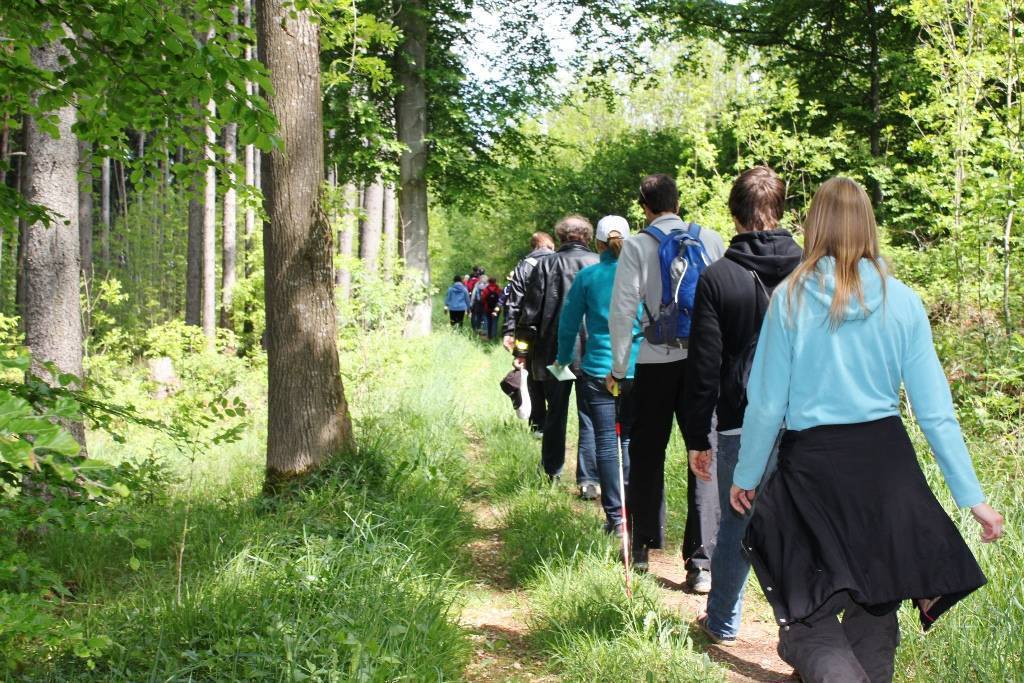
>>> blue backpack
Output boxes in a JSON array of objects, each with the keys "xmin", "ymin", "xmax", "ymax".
[{"xmin": 641, "ymin": 223, "xmax": 711, "ymax": 347}]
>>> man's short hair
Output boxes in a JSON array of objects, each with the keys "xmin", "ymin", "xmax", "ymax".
[
  {"xmin": 530, "ymin": 231, "xmax": 555, "ymax": 250},
  {"xmin": 554, "ymin": 215, "xmax": 593, "ymax": 244},
  {"xmin": 638, "ymin": 174, "xmax": 679, "ymax": 214},
  {"xmin": 729, "ymin": 166, "xmax": 785, "ymax": 231}
]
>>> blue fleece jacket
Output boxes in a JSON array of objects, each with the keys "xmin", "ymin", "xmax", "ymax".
[
  {"xmin": 444, "ymin": 282, "xmax": 471, "ymax": 312},
  {"xmin": 556, "ymin": 251, "xmax": 641, "ymax": 379},
  {"xmin": 735, "ymin": 257, "xmax": 985, "ymax": 508}
]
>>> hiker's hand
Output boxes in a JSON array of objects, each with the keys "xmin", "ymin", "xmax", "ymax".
[
  {"xmin": 502, "ymin": 335, "xmax": 515, "ymax": 352},
  {"xmin": 605, "ymin": 373, "xmax": 618, "ymax": 395},
  {"xmin": 730, "ymin": 485, "xmax": 755, "ymax": 514},
  {"xmin": 512, "ymin": 356, "xmax": 526, "ymax": 370},
  {"xmin": 971, "ymin": 503, "xmax": 1004, "ymax": 542},
  {"xmin": 689, "ymin": 450, "xmax": 712, "ymax": 482}
]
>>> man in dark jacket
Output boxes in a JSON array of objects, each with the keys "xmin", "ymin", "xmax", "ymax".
[
  {"xmin": 503, "ymin": 232, "xmax": 555, "ymax": 434},
  {"xmin": 515, "ymin": 216, "xmax": 599, "ymax": 497},
  {"xmin": 682, "ymin": 166, "xmax": 802, "ymax": 646}
]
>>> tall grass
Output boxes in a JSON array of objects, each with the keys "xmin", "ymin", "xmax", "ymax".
[
  {"xmin": 893, "ymin": 430, "xmax": 1024, "ymax": 681},
  {"xmin": 16, "ymin": 331, "xmax": 491, "ymax": 681}
]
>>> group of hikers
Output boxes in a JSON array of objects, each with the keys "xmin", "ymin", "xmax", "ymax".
[
  {"xmin": 489, "ymin": 169, "xmax": 1005, "ymax": 682},
  {"xmin": 443, "ymin": 268, "xmax": 506, "ymax": 340}
]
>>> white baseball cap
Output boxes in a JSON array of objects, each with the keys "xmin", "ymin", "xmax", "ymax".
[{"xmin": 595, "ymin": 215, "xmax": 630, "ymax": 243}]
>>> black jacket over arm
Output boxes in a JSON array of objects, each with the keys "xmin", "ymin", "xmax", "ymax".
[
  {"xmin": 515, "ymin": 241, "xmax": 598, "ymax": 380},
  {"xmin": 683, "ymin": 230, "xmax": 802, "ymax": 451}
]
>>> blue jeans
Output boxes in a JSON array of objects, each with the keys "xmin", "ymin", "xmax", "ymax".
[
  {"xmin": 580, "ymin": 374, "xmax": 634, "ymax": 530},
  {"xmin": 706, "ymin": 432, "xmax": 779, "ymax": 639},
  {"xmin": 541, "ymin": 376, "xmax": 597, "ymax": 486}
]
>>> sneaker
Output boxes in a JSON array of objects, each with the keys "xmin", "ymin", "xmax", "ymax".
[
  {"xmin": 696, "ymin": 614, "xmax": 736, "ymax": 647},
  {"xmin": 687, "ymin": 568, "xmax": 712, "ymax": 594},
  {"xmin": 579, "ymin": 483, "xmax": 599, "ymax": 500},
  {"xmin": 531, "ymin": 429, "xmax": 544, "ymax": 440},
  {"xmin": 631, "ymin": 545, "xmax": 649, "ymax": 573}
]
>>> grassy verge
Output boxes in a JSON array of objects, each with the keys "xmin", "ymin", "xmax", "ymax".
[{"xmin": 15, "ymin": 331, "xmax": 491, "ymax": 681}]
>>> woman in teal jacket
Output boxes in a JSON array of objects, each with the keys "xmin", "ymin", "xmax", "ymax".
[
  {"xmin": 732, "ymin": 178, "xmax": 1004, "ymax": 682},
  {"xmin": 556, "ymin": 216, "xmax": 641, "ymax": 533}
]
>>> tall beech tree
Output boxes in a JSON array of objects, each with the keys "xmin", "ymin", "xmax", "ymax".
[
  {"xmin": 258, "ymin": 0, "xmax": 354, "ymax": 486},
  {"xmin": 358, "ymin": 178, "xmax": 384, "ymax": 272},
  {"xmin": 394, "ymin": 0, "xmax": 431, "ymax": 335},
  {"xmin": 23, "ymin": 38, "xmax": 86, "ymax": 446}
]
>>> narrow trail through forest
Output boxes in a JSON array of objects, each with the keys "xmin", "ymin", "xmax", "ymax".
[{"xmin": 457, "ymin": 427, "xmax": 796, "ymax": 682}]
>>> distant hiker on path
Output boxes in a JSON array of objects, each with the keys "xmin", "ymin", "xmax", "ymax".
[
  {"xmin": 515, "ymin": 216, "xmax": 600, "ymax": 499},
  {"xmin": 482, "ymin": 277, "xmax": 503, "ymax": 340},
  {"xmin": 555, "ymin": 216, "xmax": 641, "ymax": 533},
  {"xmin": 470, "ymin": 270, "xmax": 488, "ymax": 333},
  {"xmin": 733, "ymin": 177, "xmax": 1004, "ymax": 682},
  {"xmin": 608, "ymin": 173, "xmax": 726, "ymax": 588},
  {"xmin": 503, "ymin": 232, "xmax": 556, "ymax": 436},
  {"xmin": 680, "ymin": 166, "xmax": 801, "ymax": 645},
  {"xmin": 444, "ymin": 275, "xmax": 472, "ymax": 328}
]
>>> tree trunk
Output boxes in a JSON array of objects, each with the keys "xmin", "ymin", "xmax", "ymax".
[
  {"xmin": 866, "ymin": 1, "xmax": 883, "ymax": 207},
  {"xmin": 358, "ymin": 178, "xmax": 384, "ymax": 273},
  {"xmin": 257, "ymin": 0, "xmax": 354, "ymax": 485},
  {"xmin": 186, "ymin": 151, "xmax": 203, "ymax": 326},
  {"xmin": 221, "ymin": 121, "xmax": 238, "ymax": 329},
  {"xmin": 202, "ymin": 100, "xmax": 217, "ymax": 346},
  {"xmin": 394, "ymin": 0, "xmax": 432, "ymax": 336},
  {"xmin": 100, "ymin": 156, "xmax": 111, "ymax": 268},
  {"xmin": 382, "ymin": 183, "xmax": 397, "ymax": 278},
  {"xmin": 78, "ymin": 140, "xmax": 93, "ymax": 281},
  {"xmin": 23, "ymin": 38, "xmax": 86, "ymax": 447},
  {"xmin": 336, "ymin": 183, "xmax": 355, "ymax": 297}
]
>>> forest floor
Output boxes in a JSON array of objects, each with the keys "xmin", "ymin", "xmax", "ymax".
[{"xmin": 458, "ymin": 425, "xmax": 795, "ymax": 682}]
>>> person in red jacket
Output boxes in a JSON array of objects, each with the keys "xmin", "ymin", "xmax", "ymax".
[{"xmin": 482, "ymin": 277, "xmax": 503, "ymax": 340}]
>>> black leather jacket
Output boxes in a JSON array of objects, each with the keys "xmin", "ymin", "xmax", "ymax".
[
  {"xmin": 515, "ymin": 241, "xmax": 599, "ymax": 380},
  {"xmin": 502, "ymin": 246, "xmax": 554, "ymax": 336}
]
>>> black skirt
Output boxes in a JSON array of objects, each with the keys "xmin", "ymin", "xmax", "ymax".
[{"xmin": 744, "ymin": 416, "xmax": 986, "ymax": 631}]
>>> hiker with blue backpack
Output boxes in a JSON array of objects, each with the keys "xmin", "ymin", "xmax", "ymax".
[
  {"xmin": 679, "ymin": 167, "xmax": 802, "ymax": 645},
  {"xmin": 608, "ymin": 173, "xmax": 726, "ymax": 590}
]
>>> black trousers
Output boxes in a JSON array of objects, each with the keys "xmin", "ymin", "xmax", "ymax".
[
  {"xmin": 778, "ymin": 591, "xmax": 899, "ymax": 683},
  {"xmin": 628, "ymin": 359, "xmax": 719, "ymax": 571},
  {"xmin": 526, "ymin": 373, "xmax": 547, "ymax": 431},
  {"xmin": 449, "ymin": 310, "xmax": 466, "ymax": 327}
]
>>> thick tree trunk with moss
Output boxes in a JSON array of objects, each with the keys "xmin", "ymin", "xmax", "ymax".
[
  {"xmin": 23, "ymin": 39, "xmax": 86, "ymax": 448},
  {"xmin": 394, "ymin": 0, "xmax": 432, "ymax": 336},
  {"xmin": 257, "ymin": 0, "xmax": 354, "ymax": 486}
]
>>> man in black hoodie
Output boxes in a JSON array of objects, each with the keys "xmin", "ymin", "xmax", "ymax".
[{"xmin": 683, "ymin": 166, "xmax": 802, "ymax": 645}]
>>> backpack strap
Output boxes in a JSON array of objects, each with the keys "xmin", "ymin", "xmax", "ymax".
[{"xmin": 641, "ymin": 226, "xmax": 666, "ymax": 242}]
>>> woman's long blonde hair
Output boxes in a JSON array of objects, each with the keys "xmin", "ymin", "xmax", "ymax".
[{"xmin": 788, "ymin": 177, "xmax": 886, "ymax": 328}]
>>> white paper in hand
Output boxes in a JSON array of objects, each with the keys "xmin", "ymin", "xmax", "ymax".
[{"xmin": 546, "ymin": 363, "xmax": 575, "ymax": 382}]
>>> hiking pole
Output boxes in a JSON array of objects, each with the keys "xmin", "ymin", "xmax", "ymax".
[{"xmin": 611, "ymin": 381, "xmax": 632, "ymax": 599}]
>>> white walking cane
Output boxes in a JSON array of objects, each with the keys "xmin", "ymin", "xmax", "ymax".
[{"xmin": 612, "ymin": 382, "xmax": 632, "ymax": 598}]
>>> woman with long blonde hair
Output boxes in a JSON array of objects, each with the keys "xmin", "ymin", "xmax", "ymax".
[{"xmin": 730, "ymin": 177, "xmax": 1004, "ymax": 681}]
